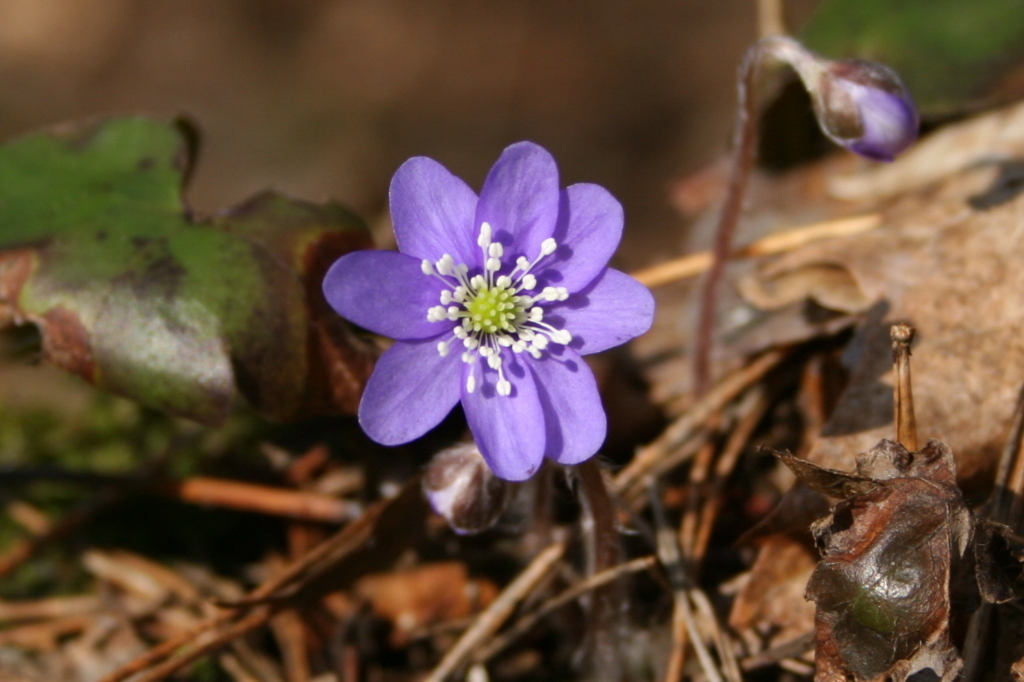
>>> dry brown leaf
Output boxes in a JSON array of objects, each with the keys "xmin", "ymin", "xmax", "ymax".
[
  {"xmin": 740, "ymin": 101, "xmax": 1024, "ymax": 487},
  {"xmin": 783, "ymin": 439, "xmax": 976, "ymax": 682},
  {"xmin": 696, "ymin": 100, "xmax": 1024, "ymax": 669},
  {"xmin": 354, "ymin": 562, "xmax": 499, "ymax": 646},
  {"xmin": 720, "ymin": 98, "xmax": 1024, "ymax": 627},
  {"xmin": 728, "ymin": 534, "xmax": 817, "ymax": 647}
]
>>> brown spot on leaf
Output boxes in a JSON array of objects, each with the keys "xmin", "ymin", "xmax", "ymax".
[
  {"xmin": 0, "ymin": 249, "xmax": 35, "ymax": 327},
  {"xmin": 40, "ymin": 306, "xmax": 95, "ymax": 381},
  {"xmin": 306, "ymin": 317, "xmax": 376, "ymax": 415},
  {"xmin": 300, "ymin": 229, "xmax": 378, "ymax": 415}
]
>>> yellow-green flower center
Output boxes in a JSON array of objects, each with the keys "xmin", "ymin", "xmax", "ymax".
[
  {"xmin": 421, "ymin": 221, "xmax": 572, "ymax": 397},
  {"xmin": 465, "ymin": 286, "xmax": 519, "ymax": 334}
]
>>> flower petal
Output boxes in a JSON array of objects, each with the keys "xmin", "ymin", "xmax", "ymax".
[
  {"xmin": 530, "ymin": 347, "xmax": 606, "ymax": 465},
  {"xmin": 538, "ymin": 183, "xmax": 623, "ymax": 293},
  {"xmin": 391, "ymin": 156, "xmax": 480, "ymax": 266},
  {"xmin": 475, "ymin": 142, "xmax": 560, "ymax": 262},
  {"xmin": 323, "ymin": 250, "xmax": 452, "ymax": 340},
  {"xmin": 546, "ymin": 268, "xmax": 654, "ymax": 355},
  {"xmin": 461, "ymin": 352, "xmax": 546, "ymax": 481},
  {"xmin": 359, "ymin": 339, "xmax": 462, "ymax": 445}
]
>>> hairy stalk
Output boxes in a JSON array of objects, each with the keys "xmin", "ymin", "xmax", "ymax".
[
  {"xmin": 576, "ymin": 459, "xmax": 621, "ymax": 682},
  {"xmin": 693, "ymin": 37, "xmax": 808, "ymax": 396}
]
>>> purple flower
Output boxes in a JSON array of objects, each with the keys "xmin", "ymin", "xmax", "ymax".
[
  {"xmin": 811, "ymin": 59, "xmax": 919, "ymax": 162},
  {"xmin": 323, "ymin": 142, "xmax": 654, "ymax": 480}
]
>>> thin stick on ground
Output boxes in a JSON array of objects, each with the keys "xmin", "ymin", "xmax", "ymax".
[
  {"xmin": 168, "ymin": 476, "xmax": 353, "ymax": 524},
  {"xmin": 615, "ymin": 348, "xmax": 786, "ymax": 495},
  {"xmin": 631, "ymin": 214, "xmax": 880, "ymax": 289},
  {"xmin": 270, "ymin": 609, "xmax": 311, "ymax": 682},
  {"xmin": 0, "ymin": 489, "xmax": 123, "ymax": 579},
  {"xmin": 649, "ymin": 482, "xmax": 725, "ymax": 682},
  {"xmin": 100, "ymin": 481, "xmax": 425, "ymax": 682},
  {"xmin": 963, "ymin": 380, "xmax": 1024, "ymax": 681},
  {"xmin": 476, "ymin": 555, "xmax": 657, "ymax": 663},
  {"xmin": 678, "ymin": 436, "xmax": 718, "ymax": 569},
  {"xmin": 740, "ymin": 633, "xmax": 815, "ymax": 672},
  {"xmin": 891, "ymin": 323, "xmax": 918, "ymax": 452},
  {"xmin": 423, "ymin": 541, "xmax": 566, "ymax": 682},
  {"xmin": 692, "ymin": 388, "xmax": 769, "ymax": 564},
  {"xmin": 132, "ymin": 607, "xmax": 278, "ymax": 682},
  {"xmin": 687, "ymin": 586, "xmax": 742, "ymax": 682}
]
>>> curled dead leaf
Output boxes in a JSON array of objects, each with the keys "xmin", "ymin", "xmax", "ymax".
[{"xmin": 781, "ymin": 439, "xmax": 979, "ymax": 682}]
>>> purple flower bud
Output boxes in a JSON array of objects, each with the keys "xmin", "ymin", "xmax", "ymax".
[
  {"xmin": 810, "ymin": 59, "xmax": 919, "ymax": 162},
  {"xmin": 423, "ymin": 443, "xmax": 511, "ymax": 534}
]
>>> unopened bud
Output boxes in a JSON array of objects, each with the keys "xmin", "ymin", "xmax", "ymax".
[
  {"xmin": 423, "ymin": 443, "xmax": 510, "ymax": 534},
  {"xmin": 809, "ymin": 59, "xmax": 918, "ymax": 162},
  {"xmin": 763, "ymin": 37, "xmax": 918, "ymax": 163}
]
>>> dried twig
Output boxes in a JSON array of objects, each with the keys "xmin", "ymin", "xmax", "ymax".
[
  {"xmin": 474, "ymin": 555, "xmax": 657, "ymax": 663},
  {"xmin": 631, "ymin": 214, "xmax": 880, "ymax": 289},
  {"xmin": 891, "ymin": 323, "xmax": 918, "ymax": 451},
  {"xmin": 649, "ymin": 482, "xmax": 725, "ymax": 682},
  {"xmin": 99, "ymin": 480, "xmax": 426, "ymax": 682},
  {"xmin": 0, "ymin": 614, "xmax": 94, "ymax": 649},
  {"xmin": 692, "ymin": 388, "xmax": 769, "ymax": 563},
  {"xmin": 615, "ymin": 348, "xmax": 786, "ymax": 495},
  {"xmin": 0, "ymin": 490, "xmax": 121, "ymax": 579},
  {"xmin": 131, "ymin": 607, "xmax": 278, "ymax": 682},
  {"xmin": 423, "ymin": 541, "xmax": 566, "ymax": 682},
  {"xmin": 963, "ymin": 381, "xmax": 1024, "ymax": 681},
  {"xmin": 0, "ymin": 594, "xmax": 100, "ymax": 622},
  {"xmin": 167, "ymin": 476, "xmax": 352, "ymax": 524},
  {"xmin": 678, "ymin": 436, "xmax": 718, "ymax": 567},
  {"xmin": 270, "ymin": 610, "xmax": 311, "ymax": 682},
  {"xmin": 740, "ymin": 632, "xmax": 815, "ymax": 671}
]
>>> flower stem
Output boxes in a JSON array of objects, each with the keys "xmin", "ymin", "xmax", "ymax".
[
  {"xmin": 692, "ymin": 37, "xmax": 806, "ymax": 396},
  {"xmin": 576, "ymin": 459, "xmax": 621, "ymax": 682}
]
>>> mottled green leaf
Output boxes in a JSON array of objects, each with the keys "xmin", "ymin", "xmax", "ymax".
[
  {"xmin": 0, "ymin": 117, "xmax": 375, "ymax": 424},
  {"xmin": 802, "ymin": 0, "xmax": 1024, "ymax": 115}
]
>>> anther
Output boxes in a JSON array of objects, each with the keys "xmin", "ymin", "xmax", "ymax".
[{"xmin": 477, "ymin": 222, "xmax": 492, "ymax": 248}]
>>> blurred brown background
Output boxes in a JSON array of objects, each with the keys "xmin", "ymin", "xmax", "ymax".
[{"xmin": 0, "ymin": 0, "xmax": 816, "ymax": 269}]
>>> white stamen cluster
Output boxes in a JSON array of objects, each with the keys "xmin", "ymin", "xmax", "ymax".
[{"xmin": 422, "ymin": 222, "xmax": 571, "ymax": 396}]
